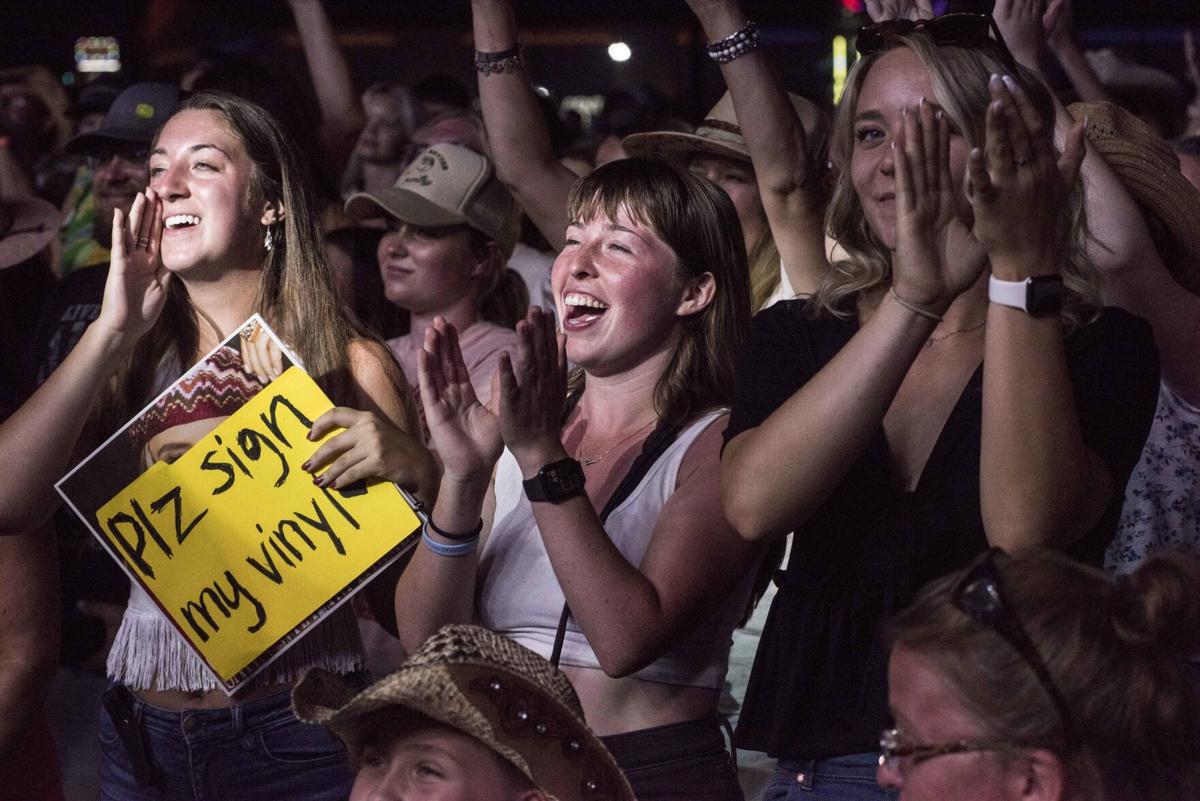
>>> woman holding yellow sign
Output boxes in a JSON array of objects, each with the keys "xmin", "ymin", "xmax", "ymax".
[{"xmin": 0, "ymin": 92, "xmax": 434, "ymax": 800}]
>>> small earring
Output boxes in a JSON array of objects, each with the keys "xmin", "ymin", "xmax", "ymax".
[{"xmin": 264, "ymin": 226, "xmax": 274, "ymax": 251}]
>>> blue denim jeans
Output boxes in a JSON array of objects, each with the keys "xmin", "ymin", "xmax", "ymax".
[
  {"xmin": 762, "ymin": 754, "xmax": 898, "ymax": 801},
  {"xmin": 99, "ymin": 684, "xmax": 355, "ymax": 801}
]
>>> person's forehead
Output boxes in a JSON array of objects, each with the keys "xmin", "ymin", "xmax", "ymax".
[
  {"xmin": 155, "ymin": 109, "xmax": 244, "ymax": 155},
  {"xmin": 859, "ymin": 48, "xmax": 935, "ymax": 107},
  {"xmin": 414, "ymin": 117, "xmax": 483, "ymax": 150}
]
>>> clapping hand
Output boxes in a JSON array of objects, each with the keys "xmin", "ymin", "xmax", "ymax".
[
  {"xmin": 417, "ymin": 318, "xmax": 503, "ymax": 483},
  {"xmin": 890, "ymin": 99, "xmax": 988, "ymax": 314},
  {"xmin": 965, "ymin": 75, "xmax": 1085, "ymax": 278},
  {"xmin": 498, "ymin": 307, "xmax": 569, "ymax": 471}
]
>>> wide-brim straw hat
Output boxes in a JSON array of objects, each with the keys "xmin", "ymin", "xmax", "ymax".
[
  {"xmin": 293, "ymin": 625, "xmax": 635, "ymax": 801},
  {"xmin": 0, "ymin": 194, "xmax": 60, "ymax": 270},
  {"xmin": 622, "ymin": 89, "xmax": 828, "ymax": 168},
  {"xmin": 1069, "ymin": 101, "xmax": 1200, "ymax": 295}
]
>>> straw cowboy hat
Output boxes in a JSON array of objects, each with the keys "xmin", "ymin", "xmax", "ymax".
[
  {"xmin": 0, "ymin": 193, "xmax": 59, "ymax": 270},
  {"xmin": 1069, "ymin": 101, "xmax": 1200, "ymax": 295},
  {"xmin": 622, "ymin": 89, "xmax": 829, "ymax": 172},
  {"xmin": 293, "ymin": 624, "xmax": 635, "ymax": 801}
]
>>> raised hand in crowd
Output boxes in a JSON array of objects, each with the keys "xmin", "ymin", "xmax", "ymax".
[
  {"xmin": 496, "ymin": 306, "xmax": 568, "ymax": 471},
  {"xmin": 864, "ymin": 0, "xmax": 933, "ymax": 22},
  {"xmin": 683, "ymin": 0, "xmax": 829, "ymax": 297},
  {"xmin": 471, "ymin": 0, "xmax": 578, "ymax": 250}
]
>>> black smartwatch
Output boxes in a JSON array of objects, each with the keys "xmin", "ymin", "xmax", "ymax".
[
  {"xmin": 988, "ymin": 274, "xmax": 1064, "ymax": 316},
  {"xmin": 522, "ymin": 458, "xmax": 587, "ymax": 503}
]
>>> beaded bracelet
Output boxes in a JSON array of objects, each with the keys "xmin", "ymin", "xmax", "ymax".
[
  {"xmin": 706, "ymin": 20, "xmax": 760, "ymax": 64},
  {"xmin": 422, "ymin": 523, "xmax": 480, "ymax": 558},
  {"xmin": 475, "ymin": 44, "xmax": 525, "ymax": 75}
]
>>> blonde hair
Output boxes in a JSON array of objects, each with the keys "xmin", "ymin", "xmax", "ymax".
[
  {"xmin": 817, "ymin": 31, "xmax": 1100, "ymax": 325},
  {"xmin": 890, "ymin": 550, "xmax": 1200, "ymax": 801},
  {"xmin": 564, "ymin": 158, "xmax": 751, "ymax": 430}
]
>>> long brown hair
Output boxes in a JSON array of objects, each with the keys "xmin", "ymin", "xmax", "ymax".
[
  {"xmin": 102, "ymin": 92, "xmax": 361, "ymax": 431},
  {"xmin": 817, "ymin": 31, "xmax": 1100, "ymax": 325},
  {"xmin": 564, "ymin": 158, "xmax": 751, "ymax": 430},
  {"xmin": 889, "ymin": 550, "xmax": 1200, "ymax": 801}
]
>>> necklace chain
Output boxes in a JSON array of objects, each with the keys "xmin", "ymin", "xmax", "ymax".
[
  {"xmin": 577, "ymin": 418, "xmax": 657, "ymax": 466},
  {"xmin": 924, "ymin": 319, "xmax": 985, "ymax": 348}
]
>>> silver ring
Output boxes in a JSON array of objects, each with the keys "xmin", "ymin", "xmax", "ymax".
[
  {"xmin": 136, "ymin": 236, "xmax": 150, "ymax": 250},
  {"xmin": 1014, "ymin": 157, "xmax": 1029, "ymax": 167}
]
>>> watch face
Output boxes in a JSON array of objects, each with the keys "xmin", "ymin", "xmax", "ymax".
[
  {"xmin": 1027, "ymin": 276, "xmax": 1064, "ymax": 316},
  {"xmin": 547, "ymin": 465, "xmax": 585, "ymax": 496}
]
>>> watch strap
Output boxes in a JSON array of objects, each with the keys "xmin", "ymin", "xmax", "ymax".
[{"xmin": 988, "ymin": 274, "xmax": 1031, "ymax": 311}]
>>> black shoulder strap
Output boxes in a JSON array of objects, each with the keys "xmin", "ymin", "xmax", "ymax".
[{"xmin": 549, "ymin": 418, "xmax": 684, "ymax": 667}]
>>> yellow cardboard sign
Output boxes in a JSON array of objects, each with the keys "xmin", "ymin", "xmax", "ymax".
[{"xmin": 96, "ymin": 366, "xmax": 420, "ymax": 691}]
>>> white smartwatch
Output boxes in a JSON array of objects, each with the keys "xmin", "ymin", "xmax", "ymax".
[{"xmin": 988, "ymin": 274, "xmax": 1064, "ymax": 316}]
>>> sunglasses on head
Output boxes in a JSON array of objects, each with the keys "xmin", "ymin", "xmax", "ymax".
[
  {"xmin": 952, "ymin": 548, "xmax": 1077, "ymax": 748},
  {"xmin": 855, "ymin": 13, "xmax": 1020, "ymax": 75}
]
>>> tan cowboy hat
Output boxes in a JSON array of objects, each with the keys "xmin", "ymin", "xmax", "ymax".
[
  {"xmin": 622, "ymin": 89, "xmax": 829, "ymax": 170},
  {"xmin": 0, "ymin": 194, "xmax": 59, "ymax": 270},
  {"xmin": 1069, "ymin": 101, "xmax": 1200, "ymax": 295},
  {"xmin": 293, "ymin": 625, "xmax": 635, "ymax": 801}
]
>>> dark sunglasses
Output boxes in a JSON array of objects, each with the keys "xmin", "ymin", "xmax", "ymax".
[
  {"xmin": 855, "ymin": 13, "xmax": 1019, "ymax": 75},
  {"xmin": 953, "ymin": 549, "xmax": 1077, "ymax": 748}
]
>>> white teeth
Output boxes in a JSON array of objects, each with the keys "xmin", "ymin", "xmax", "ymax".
[
  {"xmin": 563, "ymin": 292, "xmax": 609, "ymax": 310},
  {"xmin": 164, "ymin": 214, "xmax": 200, "ymax": 229}
]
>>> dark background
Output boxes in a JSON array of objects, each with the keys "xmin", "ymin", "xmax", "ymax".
[{"xmin": 3, "ymin": 0, "xmax": 1196, "ymax": 120}]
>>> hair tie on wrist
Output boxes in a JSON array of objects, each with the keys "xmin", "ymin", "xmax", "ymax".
[
  {"xmin": 475, "ymin": 44, "xmax": 524, "ymax": 75},
  {"xmin": 890, "ymin": 287, "xmax": 944, "ymax": 322},
  {"xmin": 428, "ymin": 517, "xmax": 484, "ymax": 542},
  {"xmin": 706, "ymin": 20, "xmax": 760, "ymax": 64},
  {"xmin": 422, "ymin": 522, "xmax": 480, "ymax": 558}
]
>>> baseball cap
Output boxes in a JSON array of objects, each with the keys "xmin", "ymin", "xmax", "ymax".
[
  {"xmin": 66, "ymin": 82, "xmax": 182, "ymax": 155},
  {"xmin": 344, "ymin": 143, "xmax": 518, "ymax": 256}
]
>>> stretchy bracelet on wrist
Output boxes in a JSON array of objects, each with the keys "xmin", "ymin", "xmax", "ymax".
[
  {"xmin": 422, "ymin": 524, "xmax": 479, "ymax": 557},
  {"xmin": 705, "ymin": 20, "xmax": 759, "ymax": 64},
  {"xmin": 475, "ymin": 44, "xmax": 524, "ymax": 75},
  {"xmin": 427, "ymin": 517, "xmax": 484, "ymax": 542},
  {"xmin": 890, "ymin": 287, "xmax": 944, "ymax": 322}
]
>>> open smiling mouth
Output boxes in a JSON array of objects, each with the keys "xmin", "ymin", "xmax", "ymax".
[
  {"xmin": 563, "ymin": 292, "xmax": 609, "ymax": 327},
  {"xmin": 164, "ymin": 214, "xmax": 201, "ymax": 230}
]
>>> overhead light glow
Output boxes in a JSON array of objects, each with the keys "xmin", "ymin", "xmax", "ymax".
[
  {"xmin": 608, "ymin": 42, "xmax": 632, "ymax": 62},
  {"xmin": 832, "ymin": 35, "xmax": 849, "ymax": 105}
]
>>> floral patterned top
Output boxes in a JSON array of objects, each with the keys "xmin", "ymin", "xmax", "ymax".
[{"xmin": 1105, "ymin": 382, "xmax": 1200, "ymax": 574}]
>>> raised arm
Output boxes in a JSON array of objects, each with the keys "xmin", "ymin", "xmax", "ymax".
[
  {"xmin": 723, "ymin": 101, "xmax": 984, "ymax": 541},
  {"xmin": 0, "ymin": 191, "xmax": 168, "ymax": 535},
  {"xmin": 969, "ymin": 75, "xmax": 1105, "ymax": 548},
  {"xmin": 390, "ymin": 319, "xmax": 504, "ymax": 650},
  {"xmin": 1043, "ymin": 0, "xmax": 1113, "ymax": 104},
  {"xmin": 288, "ymin": 0, "xmax": 365, "ymax": 175},
  {"xmin": 685, "ymin": 0, "xmax": 828, "ymax": 294},
  {"xmin": 471, "ymin": 0, "xmax": 578, "ymax": 250}
]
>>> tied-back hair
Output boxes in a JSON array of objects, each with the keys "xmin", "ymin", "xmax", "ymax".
[
  {"xmin": 748, "ymin": 229, "xmax": 782, "ymax": 312},
  {"xmin": 101, "ymin": 92, "xmax": 362, "ymax": 433},
  {"xmin": 889, "ymin": 550, "xmax": 1200, "ymax": 801},
  {"xmin": 818, "ymin": 31, "xmax": 1101, "ymax": 326},
  {"xmin": 564, "ymin": 158, "xmax": 751, "ymax": 431}
]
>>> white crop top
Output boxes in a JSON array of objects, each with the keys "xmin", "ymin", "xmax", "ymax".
[{"xmin": 477, "ymin": 410, "xmax": 753, "ymax": 689}]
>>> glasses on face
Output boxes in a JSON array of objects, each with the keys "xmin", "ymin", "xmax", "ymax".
[
  {"xmin": 85, "ymin": 146, "xmax": 149, "ymax": 170},
  {"xmin": 855, "ymin": 13, "xmax": 1020, "ymax": 75},
  {"xmin": 877, "ymin": 726, "xmax": 1016, "ymax": 772},
  {"xmin": 952, "ymin": 549, "xmax": 1077, "ymax": 746}
]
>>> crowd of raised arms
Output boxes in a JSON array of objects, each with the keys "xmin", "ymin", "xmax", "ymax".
[{"xmin": 1, "ymin": 0, "xmax": 1199, "ymax": 799}]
